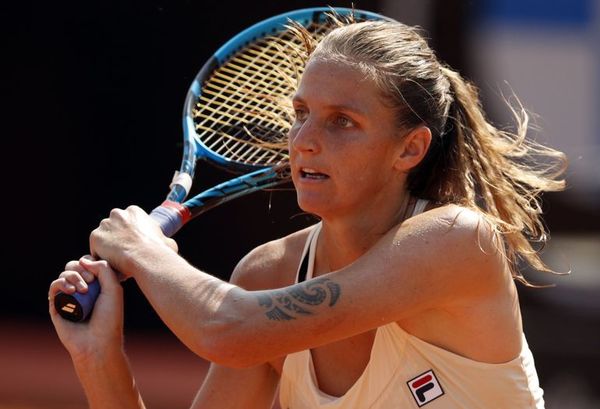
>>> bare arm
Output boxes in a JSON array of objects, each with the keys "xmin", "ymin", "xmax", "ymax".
[
  {"xmin": 90, "ymin": 205, "xmax": 505, "ymax": 367},
  {"xmin": 190, "ymin": 249, "xmax": 286, "ymax": 409},
  {"xmin": 49, "ymin": 242, "xmax": 284, "ymax": 409},
  {"xmin": 49, "ymin": 258, "xmax": 146, "ymax": 409},
  {"xmin": 73, "ymin": 348, "xmax": 146, "ymax": 409},
  {"xmin": 192, "ymin": 362, "xmax": 279, "ymax": 409}
]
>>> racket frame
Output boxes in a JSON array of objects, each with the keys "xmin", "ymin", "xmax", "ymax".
[{"xmin": 55, "ymin": 7, "xmax": 392, "ymax": 322}]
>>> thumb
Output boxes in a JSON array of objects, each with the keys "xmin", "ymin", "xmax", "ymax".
[{"xmin": 78, "ymin": 257, "xmax": 121, "ymax": 294}]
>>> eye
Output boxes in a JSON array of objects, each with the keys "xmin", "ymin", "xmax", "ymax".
[
  {"xmin": 333, "ymin": 115, "xmax": 354, "ymax": 128},
  {"xmin": 293, "ymin": 107, "xmax": 308, "ymax": 122}
]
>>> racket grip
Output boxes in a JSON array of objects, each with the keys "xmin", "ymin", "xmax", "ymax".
[
  {"xmin": 55, "ymin": 203, "xmax": 188, "ymax": 322},
  {"xmin": 149, "ymin": 203, "xmax": 186, "ymax": 238}
]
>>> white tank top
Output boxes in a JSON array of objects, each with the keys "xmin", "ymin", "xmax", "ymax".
[{"xmin": 279, "ymin": 199, "xmax": 545, "ymax": 409}]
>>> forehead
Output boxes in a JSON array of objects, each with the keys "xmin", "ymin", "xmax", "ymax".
[{"xmin": 294, "ymin": 58, "xmax": 388, "ymax": 113}]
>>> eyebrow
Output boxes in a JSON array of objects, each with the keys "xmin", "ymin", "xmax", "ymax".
[{"xmin": 292, "ymin": 95, "xmax": 369, "ymax": 118}]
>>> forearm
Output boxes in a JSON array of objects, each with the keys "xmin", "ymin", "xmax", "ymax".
[
  {"xmin": 72, "ymin": 347, "xmax": 145, "ymax": 409},
  {"xmin": 126, "ymin": 245, "xmax": 350, "ymax": 367},
  {"xmin": 126, "ymin": 245, "xmax": 247, "ymax": 363},
  {"xmin": 126, "ymin": 246, "xmax": 326, "ymax": 367}
]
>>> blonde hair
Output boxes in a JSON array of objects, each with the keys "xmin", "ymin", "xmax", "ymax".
[{"xmin": 289, "ymin": 17, "xmax": 567, "ymax": 285}]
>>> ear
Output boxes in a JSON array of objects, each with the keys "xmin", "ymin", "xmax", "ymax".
[{"xmin": 393, "ymin": 126, "xmax": 432, "ymax": 172}]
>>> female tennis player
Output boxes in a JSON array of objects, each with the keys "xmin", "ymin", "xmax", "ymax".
[{"xmin": 49, "ymin": 16, "xmax": 566, "ymax": 409}]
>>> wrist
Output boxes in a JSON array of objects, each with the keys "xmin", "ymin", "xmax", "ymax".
[
  {"xmin": 70, "ymin": 342, "xmax": 125, "ymax": 370},
  {"xmin": 126, "ymin": 241, "xmax": 182, "ymax": 280}
]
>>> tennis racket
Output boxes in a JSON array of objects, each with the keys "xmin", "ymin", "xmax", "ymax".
[{"xmin": 54, "ymin": 7, "xmax": 390, "ymax": 322}]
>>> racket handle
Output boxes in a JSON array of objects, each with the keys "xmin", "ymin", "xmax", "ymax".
[
  {"xmin": 54, "ymin": 279, "xmax": 101, "ymax": 322},
  {"xmin": 149, "ymin": 201, "xmax": 191, "ymax": 238},
  {"xmin": 55, "ymin": 204, "xmax": 187, "ymax": 322}
]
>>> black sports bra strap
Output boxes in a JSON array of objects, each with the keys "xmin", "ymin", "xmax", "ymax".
[{"xmin": 298, "ymin": 250, "xmax": 309, "ymax": 283}]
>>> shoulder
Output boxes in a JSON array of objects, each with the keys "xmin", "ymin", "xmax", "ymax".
[
  {"xmin": 399, "ymin": 203, "xmax": 508, "ymax": 296},
  {"xmin": 229, "ymin": 224, "xmax": 317, "ymax": 290},
  {"xmin": 408, "ymin": 203, "xmax": 500, "ymax": 253}
]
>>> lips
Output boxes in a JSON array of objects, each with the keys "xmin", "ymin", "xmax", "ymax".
[{"xmin": 300, "ymin": 167, "xmax": 329, "ymax": 180}]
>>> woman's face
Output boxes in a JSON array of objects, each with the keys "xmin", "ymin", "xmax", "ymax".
[{"xmin": 289, "ymin": 58, "xmax": 406, "ymax": 219}]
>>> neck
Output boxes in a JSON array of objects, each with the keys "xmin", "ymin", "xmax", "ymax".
[{"xmin": 316, "ymin": 191, "xmax": 414, "ymax": 273}]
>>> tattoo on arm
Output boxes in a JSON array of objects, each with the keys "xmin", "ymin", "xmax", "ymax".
[{"xmin": 256, "ymin": 278, "xmax": 341, "ymax": 321}]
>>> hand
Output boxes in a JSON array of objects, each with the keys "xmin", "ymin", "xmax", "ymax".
[
  {"xmin": 89, "ymin": 205, "xmax": 178, "ymax": 279},
  {"xmin": 49, "ymin": 256, "xmax": 124, "ymax": 362}
]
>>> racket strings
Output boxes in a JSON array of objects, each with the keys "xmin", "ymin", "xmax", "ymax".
[
  {"xmin": 197, "ymin": 38, "xmax": 297, "ymax": 164},
  {"xmin": 210, "ymin": 34, "xmax": 303, "ymax": 164},
  {"xmin": 196, "ymin": 39, "xmax": 295, "ymax": 153},
  {"xmin": 193, "ymin": 21, "xmax": 333, "ymax": 168}
]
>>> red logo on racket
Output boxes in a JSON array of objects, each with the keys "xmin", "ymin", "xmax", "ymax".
[{"xmin": 407, "ymin": 370, "xmax": 444, "ymax": 407}]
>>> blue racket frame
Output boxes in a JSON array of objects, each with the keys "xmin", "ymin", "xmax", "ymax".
[{"xmin": 55, "ymin": 7, "xmax": 392, "ymax": 322}]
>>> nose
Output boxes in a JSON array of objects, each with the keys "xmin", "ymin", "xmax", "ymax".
[{"xmin": 289, "ymin": 116, "xmax": 320, "ymax": 154}]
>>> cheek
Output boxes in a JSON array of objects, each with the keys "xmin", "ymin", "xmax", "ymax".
[
  {"xmin": 341, "ymin": 146, "xmax": 396, "ymax": 183},
  {"xmin": 334, "ymin": 156, "xmax": 375, "ymax": 187}
]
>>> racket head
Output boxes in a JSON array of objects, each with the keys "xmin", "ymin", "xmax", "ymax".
[{"xmin": 170, "ymin": 7, "xmax": 392, "ymax": 203}]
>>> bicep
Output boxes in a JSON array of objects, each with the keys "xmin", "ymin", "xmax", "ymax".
[{"xmin": 191, "ymin": 362, "xmax": 279, "ymax": 409}]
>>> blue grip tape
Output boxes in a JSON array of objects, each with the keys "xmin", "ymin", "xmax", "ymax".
[
  {"xmin": 73, "ymin": 279, "xmax": 100, "ymax": 319},
  {"xmin": 149, "ymin": 205, "xmax": 183, "ymax": 238}
]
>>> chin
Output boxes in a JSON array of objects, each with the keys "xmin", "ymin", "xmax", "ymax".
[{"xmin": 295, "ymin": 193, "xmax": 331, "ymax": 218}]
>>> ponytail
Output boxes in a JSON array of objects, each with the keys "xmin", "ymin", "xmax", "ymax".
[
  {"xmin": 434, "ymin": 66, "xmax": 567, "ymax": 285},
  {"xmin": 288, "ymin": 18, "xmax": 568, "ymax": 285}
]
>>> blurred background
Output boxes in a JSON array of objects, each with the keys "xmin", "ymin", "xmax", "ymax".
[{"xmin": 2, "ymin": 0, "xmax": 598, "ymax": 408}]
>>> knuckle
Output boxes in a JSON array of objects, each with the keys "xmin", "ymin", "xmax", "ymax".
[
  {"xmin": 50, "ymin": 277, "xmax": 68, "ymax": 292},
  {"xmin": 62, "ymin": 271, "xmax": 81, "ymax": 281},
  {"xmin": 110, "ymin": 207, "xmax": 125, "ymax": 218},
  {"xmin": 128, "ymin": 205, "xmax": 141, "ymax": 213},
  {"xmin": 64, "ymin": 260, "xmax": 80, "ymax": 270},
  {"xmin": 48, "ymin": 281, "xmax": 61, "ymax": 296}
]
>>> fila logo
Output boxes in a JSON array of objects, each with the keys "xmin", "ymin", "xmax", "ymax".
[{"xmin": 407, "ymin": 370, "xmax": 444, "ymax": 407}]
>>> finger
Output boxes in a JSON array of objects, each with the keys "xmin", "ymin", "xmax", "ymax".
[
  {"xmin": 60, "ymin": 266, "xmax": 95, "ymax": 285},
  {"xmin": 48, "ymin": 277, "xmax": 77, "ymax": 297},
  {"xmin": 64, "ymin": 259, "xmax": 85, "ymax": 272},
  {"xmin": 64, "ymin": 257, "xmax": 97, "ymax": 281},
  {"xmin": 75, "ymin": 256, "xmax": 97, "ymax": 283},
  {"xmin": 79, "ymin": 257, "xmax": 120, "ymax": 293},
  {"xmin": 48, "ymin": 281, "xmax": 65, "ymax": 316},
  {"xmin": 58, "ymin": 270, "xmax": 89, "ymax": 293},
  {"xmin": 80, "ymin": 254, "xmax": 96, "ymax": 263}
]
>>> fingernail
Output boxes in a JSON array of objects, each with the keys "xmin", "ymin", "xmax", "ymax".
[{"xmin": 66, "ymin": 283, "xmax": 76, "ymax": 292}]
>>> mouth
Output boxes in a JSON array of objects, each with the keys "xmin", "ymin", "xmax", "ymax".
[{"xmin": 299, "ymin": 167, "xmax": 329, "ymax": 180}]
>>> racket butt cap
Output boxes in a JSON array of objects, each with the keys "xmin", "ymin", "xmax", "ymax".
[{"xmin": 54, "ymin": 279, "xmax": 100, "ymax": 322}]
